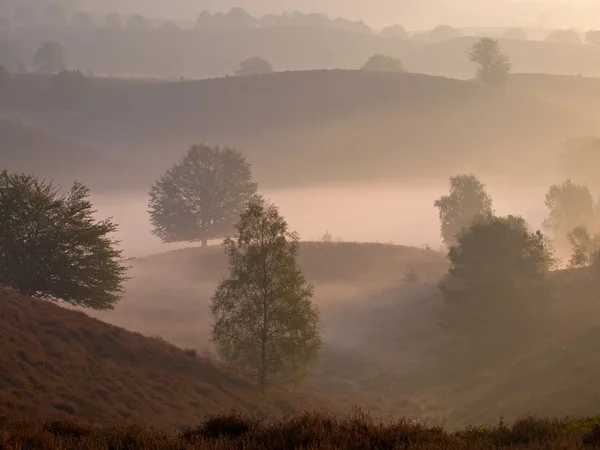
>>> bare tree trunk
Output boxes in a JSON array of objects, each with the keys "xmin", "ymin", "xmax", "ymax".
[{"xmin": 259, "ymin": 296, "xmax": 268, "ymax": 393}]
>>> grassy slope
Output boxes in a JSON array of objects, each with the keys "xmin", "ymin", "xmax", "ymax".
[
  {"xmin": 2, "ymin": 70, "xmax": 596, "ymax": 191},
  {"xmin": 403, "ymin": 37, "xmax": 600, "ymax": 79},
  {"xmin": 0, "ymin": 284, "xmax": 425, "ymax": 430}
]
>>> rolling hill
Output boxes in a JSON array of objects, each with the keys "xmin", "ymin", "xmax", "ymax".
[
  {"xmin": 1, "ymin": 70, "xmax": 596, "ymax": 192},
  {"xmin": 0, "ymin": 117, "xmax": 141, "ymax": 191},
  {"xmin": 403, "ymin": 37, "xmax": 600, "ymax": 79},
  {"xmin": 0, "ymin": 284, "xmax": 421, "ymax": 430}
]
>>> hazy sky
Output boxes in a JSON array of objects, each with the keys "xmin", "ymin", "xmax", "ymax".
[{"xmin": 87, "ymin": 0, "xmax": 600, "ymax": 29}]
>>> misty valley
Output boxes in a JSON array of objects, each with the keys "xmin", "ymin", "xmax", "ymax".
[{"xmin": 3, "ymin": 2, "xmax": 600, "ymax": 449}]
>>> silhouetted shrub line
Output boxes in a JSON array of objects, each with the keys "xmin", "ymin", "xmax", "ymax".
[{"xmin": 2, "ymin": 412, "xmax": 600, "ymax": 449}]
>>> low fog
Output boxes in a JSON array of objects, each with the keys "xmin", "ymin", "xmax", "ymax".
[{"xmin": 4, "ymin": 0, "xmax": 600, "ymax": 439}]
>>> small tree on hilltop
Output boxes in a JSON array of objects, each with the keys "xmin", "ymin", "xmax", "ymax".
[
  {"xmin": 468, "ymin": 37, "xmax": 512, "ymax": 86},
  {"xmin": 148, "ymin": 144, "xmax": 258, "ymax": 247},
  {"xmin": 434, "ymin": 174, "xmax": 493, "ymax": 248},
  {"xmin": 361, "ymin": 54, "xmax": 405, "ymax": 72},
  {"xmin": 234, "ymin": 57, "xmax": 274, "ymax": 76},
  {"xmin": 33, "ymin": 41, "xmax": 66, "ymax": 74},
  {"xmin": 211, "ymin": 198, "xmax": 323, "ymax": 392},
  {"xmin": 0, "ymin": 171, "xmax": 129, "ymax": 310}
]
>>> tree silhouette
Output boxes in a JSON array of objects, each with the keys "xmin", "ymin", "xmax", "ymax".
[
  {"xmin": 468, "ymin": 38, "xmax": 512, "ymax": 86},
  {"xmin": 361, "ymin": 54, "xmax": 405, "ymax": 72},
  {"xmin": 33, "ymin": 41, "xmax": 66, "ymax": 74},
  {"xmin": 0, "ymin": 170, "xmax": 129, "ymax": 310},
  {"xmin": 234, "ymin": 57, "xmax": 274, "ymax": 76},
  {"xmin": 148, "ymin": 144, "xmax": 258, "ymax": 247}
]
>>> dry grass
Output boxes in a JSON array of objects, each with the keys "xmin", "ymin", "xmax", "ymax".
[{"xmin": 2, "ymin": 411, "xmax": 600, "ymax": 449}]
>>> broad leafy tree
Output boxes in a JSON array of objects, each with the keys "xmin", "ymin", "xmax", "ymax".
[
  {"xmin": 33, "ymin": 41, "xmax": 66, "ymax": 74},
  {"xmin": 469, "ymin": 38, "xmax": 512, "ymax": 86},
  {"xmin": 381, "ymin": 24, "xmax": 410, "ymax": 39},
  {"xmin": 234, "ymin": 57, "xmax": 274, "ymax": 76},
  {"xmin": 148, "ymin": 144, "xmax": 258, "ymax": 247},
  {"xmin": 567, "ymin": 225, "xmax": 600, "ymax": 268},
  {"xmin": 211, "ymin": 198, "xmax": 323, "ymax": 392},
  {"xmin": 439, "ymin": 215, "xmax": 555, "ymax": 367},
  {"xmin": 434, "ymin": 174, "xmax": 493, "ymax": 247},
  {"xmin": 543, "ymin": 179, "xmax": 596, "ymax": 237},
  {"xmin": 0, "ymin": 171, "xmax": 129, "ymax": 310},
  {"xmin": 361, "ymin": 54, "xmax": 405, "ymax": 72},
  {"xmin": 545, "ymin": 29, "xmax": 582, "ymax": 45},
  {"xmin": 127, "ymin": 14, "xmax": 151, "ymax": 30}
]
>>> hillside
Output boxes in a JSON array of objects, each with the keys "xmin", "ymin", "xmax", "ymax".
[
  {"xmin": 403, "ymin": 37, "xmax": 600, "ymax": 79},
  {"xmin": 0, "ymin": 26, "xmax": 419, "ymax": 78},
  {"xmin": 0, "ymin": 285, "xmax": 422, "ymax": 430},
  {"xmin": 0, "ymin": 118, "xmax": 140, "ymax": 191},
  {"xmin": 508, "ymin": 73, "xmax": 600, "ymax": 120},
  {"xmin": 1, "ymin": 70, "xmax": 596, "ymax": 191}
]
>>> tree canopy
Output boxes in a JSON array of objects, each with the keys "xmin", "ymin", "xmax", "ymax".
[
  {"xmin": 148, "ymin": 144, "xmax": 258, "ymax": 247},
  {"xmin": 33, "ymin": 41, "xmax": 66, "ymax": 74},
  {"xmin": 468, "ymin": 38, "xmax": 512, "ymax": 86},
  {"xmin": 543, "ymin": 179, "xmax": 596, "ymax": 237},
  {"xmin": 234, "ymin": 57, "xmax": 274, "ymax": 76},
  {"xmin": 361, "ymin": 54, "xmax": 405, "ymax": 72},
  {"xmin": 545, "ymin": 29, "xmax": 582, "ymax": 45},
  {"xmin": 434, "ymin": 174, "xmax": 494, "ymax": 247},
  {"xmin": 567, "ymin": 225, "xmax": 600, "ymax": 268},
  {"xmin": 211, "ymin": 197, "xmax": 322, "ymax": 392},
  {"xmin": 0, "ymin": 171, "xmax": 129, "ymax": 310}
]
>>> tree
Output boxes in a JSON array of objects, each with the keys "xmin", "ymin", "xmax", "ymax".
[
  {"xmin": 418, "ymin": 24, "xmax": 461, "ymax": 42},
  {"xmin": 361, "ymin": 54, "xmax": 405, "ymax": 72},
  {"xmin": 71, "ymin": 11, "xmax": 94, "ymax": 27},
  {"xmin": 33, "ymin": 41, "xmax": 66, "ymax": 74},
  {"xmin": 502, "ymin": 28, "xmax": 527, "ymax": 40},
  {"xmin": 103, "ymin": 12, "xmax": 123, "ymax": 29},
  {"xmin": 127, "ymin": 13, "xmax": 151, "ymax": 30},
  {"xmin": 468, "ymin": 38, "xmax": 512, "ymax": 86},
  {"xmin": 148, "ymin": 144, "xmax": 258, "ymax": 247},
  {"xmin": 234, "ymin": 57, "xmax": 274, "ymax": 76},
  {"xmin": 42, "ymin": 3, "xmax": 67, "ymax": 26},
  {"xmin": 0, "ymin": 170, "xmax": 129, "ymax": 310},
  {"xmin": 439, "ymin": 215, "xmax": 554, "ymax": 363},
  {"xmin": 585, "ymin": 30, "xmax": 600, "ymax": 46},
  {"xmin": 381, "ymin": 24, "xmax": 410, "ymax": 40},
  {"xmin": 545, "ymin": 29, "xmax": 582, "ymax": 45},
  {"xmin": 434, "ymin": 174, "xmax": 494, "ymax": 247},
  {"xmin": 543, "ymin": 179, "xmax": 596, "ymax": 237},
  {"xmin": 211, "ymin": 198, "xmax": 323, "ymax": 392},
  {"xmin": 567, "ymin": 226, "xmax": 600, "ymax": 268}
]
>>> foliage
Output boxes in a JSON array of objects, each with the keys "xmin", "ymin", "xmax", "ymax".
[
  {"xmin": 502, "ymin": 28, "xmax": 527, "ymax": 40},
  {"xmin": 4, "ymin": 412, "xmax": 600, "ymax": 448},
  {"xmin": 545, "ymin": 29, "xmax": 582, "ymax": 45},
  {"xmin": 468, "ymin": 38, "xmax": 512, "ymax": 86},
  {"xmin": 103, "ymin": 12, "xmax": 123, "ymax": 29},
  {"xmin": 148, "ymin": 144, "xmax": 258, "ymax": 246},
  {"xmin": 211, "ymin": 198, "xmax": 323, "ymax": 392},
  {"xmin": 321, "ymin": 231, "xmax": 333, "ymax": 243},
  {"xmin": 32, "ymin": 41, "xmax": 66, "ymax": 74},
  {"xmin": 567, "ymin": 226, "xmax": 600, "ymax": 268},
  {"xmin": 543, "ymin": 179, "xmax": 596, "ymax": 237},
  {"xmin": 438, "ymin": 215, "xmax": 555, "ymax": 358},
  {"xmin": 361, "ymin": 54, "xmax": 405, "ymax": 72},
  {"xmin": 127, "ymin": 14, "xmax": 151, "ymax": 30},
  {"xmin": 585, "ymin": 30, "xmax": 600, "ymax": 46},
  {"xmin": 72, "ymin": 11, "xmax": 94, "ymax": 27},
  {"xmin": 381, "ymin": 24, "xmax": 410, "ymax": 39},
  {"xmin": 0, "ymin": 170, "xmax": 129, "ymax": 310},
  {"xmin": 234, "ymin": 57, "xmax": 274, "ymax": 76},
  {"xmin": 42, "ymin": 3, "xmax": 67, "ymax": 26},
  {"xmin": 434, "ymin": 174, "xmax": 494, "ymax": 247},
  {"xmin": 414, "ymin": 24, "xmax": 462, "ymax": 42}
]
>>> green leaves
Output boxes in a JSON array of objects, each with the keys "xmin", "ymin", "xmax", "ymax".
[
  {"xmin": 148, "ymin": 144, "xmax": 258, "ymax": 246},
  {"xmin": 211, "ymin": 198, "xmax": 322, "ymax": 392},
  {"xmin": 0, "ymin": 170, "xmax": 129, "ymax": 310}
]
